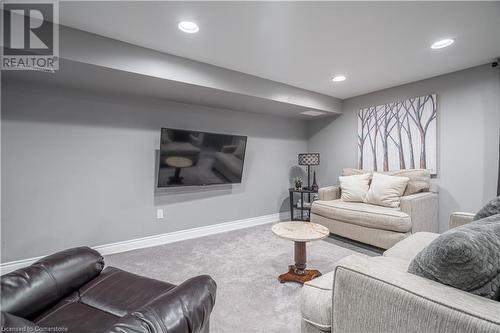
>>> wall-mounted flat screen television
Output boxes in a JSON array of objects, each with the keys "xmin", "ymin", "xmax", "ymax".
[{"xmin": 158, "ymin": 128, "xmax": 247, "ymax": 187}]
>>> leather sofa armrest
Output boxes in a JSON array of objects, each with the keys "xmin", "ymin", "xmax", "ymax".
[
  {"xmin": 106, "ymin": 275, "xmax": 217, "ymax": 333},
  {"xmin": 449, "ymin": 212, "xmax": 475, "ymax": 229},
  {"xmin": 318, "ymin": 186, "xmax": 340, "ymax": 201},
  {"xmin": 332, "ymin": 255, "xmax": 500, "ymax": 332},
  {"xmin": 400, "ymin": 192, "xmax": 438, "ymax": 233},
  {"xmin": 1, "ymin": 312, "xmax": 39, "ymax": 330},
  {"xmin": 1, "ymin": 247, "xmax": 104, "ymax": 319}
]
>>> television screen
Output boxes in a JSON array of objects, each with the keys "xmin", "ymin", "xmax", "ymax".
[{"xmin": 158, "ymin": 128, "xmax": 247, "ymax": 187}]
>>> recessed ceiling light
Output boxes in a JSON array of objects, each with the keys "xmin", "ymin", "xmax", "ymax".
[
  {"xmin": 332, "ymin": 75, "xmax": 346, "ymax": 82},
  {"xmin": 301, "ymin": 110, "xmax": 325, "ymax": 117},
  {"xmin": 431, "ymin": 38, "xmax": 454, "ymax": 49},
  {"xmin": 178, "ymin": 21, "xmax": 199, "ymax": 34}
]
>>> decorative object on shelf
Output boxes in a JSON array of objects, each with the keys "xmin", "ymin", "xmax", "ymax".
[
  {"xmin": 298, "ymin": 153, "xmax": 320, "ymax": 190},
  {"xmin": 296, "ymin": 199, "xmax": 312, "ymax": 209},
  {"xmin": 297, "ymin": 198, "xmax": 302, "ymax": 208},
  {"xmin": 293, "ymin": 176, "xmax": 303, "ymax": 190},
  {"xmin": 311, "ymin": 171, "xmax": 318, "ymax": 191},
  {"xmin": 358, "ymin": 94, "xmax": 437, "ymax": 174}
]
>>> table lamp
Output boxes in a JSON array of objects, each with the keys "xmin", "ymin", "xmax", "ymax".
[{"xmin": 298, "ymin": 153, "xmax": 320, "ymax": 190}]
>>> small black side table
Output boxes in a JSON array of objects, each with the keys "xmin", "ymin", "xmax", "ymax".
[{"xmin": 289, "ymin": 188, "xmax": 318, "ymax": 221}]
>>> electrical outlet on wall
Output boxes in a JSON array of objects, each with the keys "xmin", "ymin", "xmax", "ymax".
[{"xmin": 156, "ymin": 208, "xmax": 164, "ymax": 220}]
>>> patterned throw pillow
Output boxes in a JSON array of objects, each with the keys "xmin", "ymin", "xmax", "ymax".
[
  {"xmin": 408, "ymin": 213, "xmax": 500, "ymax": 300},
  {"xmin": 474, "ymin": 195, "xmax": 500, "ymax": 220}
]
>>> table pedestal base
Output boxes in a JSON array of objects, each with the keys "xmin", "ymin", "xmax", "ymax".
[
  {"xmin": 168, "ymin": 168, "xmax": 184, "ymax": 185},
  {"xmin": 278, "ymin": 265, "xmax": 321, "ymax": 284},
  {"xmin": 278, "ymin": 241, "xmax": 321, "ymax": 284}
]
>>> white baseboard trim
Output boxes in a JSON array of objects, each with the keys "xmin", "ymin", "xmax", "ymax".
[{"xmin": 1, "ymin": 212, "xmax": 288, "ymax": 274}]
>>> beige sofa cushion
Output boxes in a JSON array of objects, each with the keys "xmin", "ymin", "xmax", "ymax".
[
  {"xmin": 311, "ymin": 214, "xmax": 410, "ymax": 249},
  {"xmin": 385, "ymin": 169, "xmax": 431, "ymax": 196},
  {"xmin": 364, "ymin": 173, "xmax": 409, "ymax": 208},
  {"xmin": 383, "ymin": 232, "xmax": 439, "ymax": 261},
  {"xmin": 342, "ymin": 168, "xmax": 371, "ymax": 177},
  {"xmin": 339, "ymin": 173, "xmax": 370, "ymax": 202},
  {"xmin": 342, "ymin": 168, "xmax": 431, "ymax": 196},
  {"xmin": 311, "ymin": 200, "xmax": 411, "ymax": 232}
]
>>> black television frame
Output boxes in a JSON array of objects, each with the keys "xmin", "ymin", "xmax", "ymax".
[{"xmin": 157, "ymin": 127, "xmax": 248, "ymax": 188}]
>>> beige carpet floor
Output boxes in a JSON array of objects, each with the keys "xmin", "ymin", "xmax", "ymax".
[{"xmin": 105, "ymin": 223, "xmax": 380, "ymax": 333}]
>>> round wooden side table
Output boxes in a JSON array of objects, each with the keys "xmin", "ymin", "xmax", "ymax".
[
  {"xmin": 272, "ymin": 221, "xmax": 329, "ymax": 284},
  {"xmin": 165, "ymin": 156, "xmax": 193, "ymax": 185}
]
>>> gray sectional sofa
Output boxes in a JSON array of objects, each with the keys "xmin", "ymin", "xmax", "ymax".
[{"xmin": 301, "ymin": 212, "xmax": 500, "ymax": 333}]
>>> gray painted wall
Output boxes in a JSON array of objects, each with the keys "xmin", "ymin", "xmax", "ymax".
[
  {"xmin": 308, "ymin": 64, "xmax": 500, "ymax": 232},
  {"xmin": 1, "ymin": 80, "xmax": 307, "ymax": 262},
  {"xmin": 2, "ymin": 64, "xmax": 499, "ymax": 262}
]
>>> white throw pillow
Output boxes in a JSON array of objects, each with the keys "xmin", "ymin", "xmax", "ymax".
[
  {"xmin": 339, "ymin": 173, "xmax": 371, "ymax": 202},
  {"xmin": 364, "ymin": 172, "xmax": 409, "ymax": 208}
]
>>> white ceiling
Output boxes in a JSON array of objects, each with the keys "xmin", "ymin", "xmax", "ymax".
[{"xmin": 60, "ymin": 1, "xmax": 500, "ymax": 99}]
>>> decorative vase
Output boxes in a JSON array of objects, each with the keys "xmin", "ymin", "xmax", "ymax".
[{"xmin": 312, "ymin": 171, "xmax": 318, "ymax": 191}]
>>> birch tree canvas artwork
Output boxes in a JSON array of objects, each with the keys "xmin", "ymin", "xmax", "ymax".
[{"xmin": 358, "ymin": 94, "xmax": 437, "ymax": 174}]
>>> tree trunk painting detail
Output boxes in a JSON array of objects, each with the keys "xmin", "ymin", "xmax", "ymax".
[
  {"xmin": 402, "ymin": 102, "xmax": 416, "ymax": 169},
  {"xmin": 391, "ymin": 102, "xmax": 406, "ymax": 169},
  {"xmin": 358, "ymin": 94, "xmax": 437, "ymax": 175}
]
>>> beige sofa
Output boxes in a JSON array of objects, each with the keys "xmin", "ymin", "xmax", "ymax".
[
  {"xmin": 213, "ymin": 145, "xmax": 244, "ymax": 182},
  {"xmin": 301, "ymin": 212, "xmax": 500, "ymax": 333},
  {"xmin": 311, "ymin": 168, "xmax": 438, "ymax": 249}
]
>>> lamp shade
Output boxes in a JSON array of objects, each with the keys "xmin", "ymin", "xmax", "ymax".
[{"xmin": 298, "ymin": 153, "xmax": 320, "ymax": 166}]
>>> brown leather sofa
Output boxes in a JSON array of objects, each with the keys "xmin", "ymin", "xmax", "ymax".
[{"xmin": 1, "ymin": 247, "xmax": 217, "ymax": 333}]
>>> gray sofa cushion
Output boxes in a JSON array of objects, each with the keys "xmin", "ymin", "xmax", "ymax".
[
  {"xmin": 474, "ymin": 195, "xmax": 500, "ymax": 220},
  {"xmin": 383, "ymin": 232, "xmax": 439, "ymax": 261},
  {"xmin": 408, "ymin": 213, "xmax": 500, "ymax": 300}
]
